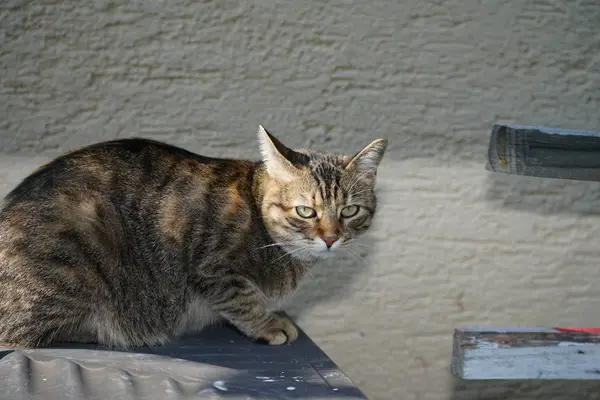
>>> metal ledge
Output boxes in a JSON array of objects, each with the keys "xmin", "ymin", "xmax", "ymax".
[{"xmin": 0, "ymin": 320, "xmax": 367, "ymax": 400}]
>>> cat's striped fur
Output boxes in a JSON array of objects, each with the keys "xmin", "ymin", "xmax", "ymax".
[{"xmin": 0, "ymin": 126, "xmax": 387, "ymax": 348}]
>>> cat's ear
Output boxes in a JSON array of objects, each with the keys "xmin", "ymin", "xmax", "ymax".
[
  {"xmin": 257, "ymin": 125, "xmax": 302, "ymax": 182},
  {"xmin": 345, "ymin": 138, "xmax": 388, "ymax": 180}
]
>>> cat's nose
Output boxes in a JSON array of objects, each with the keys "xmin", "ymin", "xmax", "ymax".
[{"xmin": 321, "ymin": 235, "xmax": 339, "ymax": 248}]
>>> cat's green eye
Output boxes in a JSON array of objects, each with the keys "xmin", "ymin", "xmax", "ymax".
[
  {"xmin": 296, "ymin": 206, "xmax": 317, "ymax": 219},
  {"xmin": 340, "ymin": 205, "xmax": 360, "ymax": 218}
]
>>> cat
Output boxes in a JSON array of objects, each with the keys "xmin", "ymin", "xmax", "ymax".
[{"xmin": 0, "ymin": 125, "xmax": 387, "ymax": 348}]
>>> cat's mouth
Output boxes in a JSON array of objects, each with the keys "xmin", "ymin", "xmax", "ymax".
[
  {"xmin": 277, "ymin": 237, "xmax": 344, "ymax": 262},
  {"xmin": 306, "ymin": 237, "xmax": 343, "ymax": 259}
]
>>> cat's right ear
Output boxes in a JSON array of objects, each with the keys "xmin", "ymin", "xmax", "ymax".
[
  {"xmin": 257, "ymin": 125, "xmax": 300, "ymax": 182},
  {"xmin": 344, "ymin": 138, "xmax": 388, "ymax": 182}
]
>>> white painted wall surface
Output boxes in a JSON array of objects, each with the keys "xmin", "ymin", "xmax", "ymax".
[{"xmin": 2, "ymin": 1, "xmax": 600, "ymax": 398}]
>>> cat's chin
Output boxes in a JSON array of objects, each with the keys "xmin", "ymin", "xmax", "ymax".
[
  {"xmin": 314, "ymin": 250, "xmax": 337, "ymax": 260},
  {"xmin": 307, "ymin": 246, "xmax": 342, "ymax": 261},
  {"xmin": 285, "ymin": 249, "xmax": 330, "ymax": 263}
]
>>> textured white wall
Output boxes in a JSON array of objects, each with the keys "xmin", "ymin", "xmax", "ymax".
[{"xmin": 2, "ymin": 0, "xmax": 600, "ymax": 398}]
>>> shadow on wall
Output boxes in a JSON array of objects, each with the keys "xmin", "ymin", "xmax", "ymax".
[{"xmin": 484, "ymin": 170, "xmax": 600, "ymax": 216}]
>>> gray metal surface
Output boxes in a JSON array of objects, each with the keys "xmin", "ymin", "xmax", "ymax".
[
  {"xmin": 0, "ymin": 322, "xmax": 366, "ymax": 400},
  {"xmin": 486, "ymin": 123, "xmax": 600, "ymax": 182}
]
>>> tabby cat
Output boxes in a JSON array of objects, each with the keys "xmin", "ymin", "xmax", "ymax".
[{"xmin": 0, "ymin": 126, "xmax": 387, "ymax": 348}]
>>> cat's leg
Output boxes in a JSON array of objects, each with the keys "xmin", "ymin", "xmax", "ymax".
[
  {"xmin": 202, "ymin": 277, "xmax": 298, "ymax": 345},
  {"xmin": 224, "ymin": 306, "xmax": 298, "ymax": 346}
]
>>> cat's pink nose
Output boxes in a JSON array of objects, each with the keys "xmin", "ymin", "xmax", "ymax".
[{"xmin": 321, "ymin": 236, "xmax": 339, "ymax": 248}]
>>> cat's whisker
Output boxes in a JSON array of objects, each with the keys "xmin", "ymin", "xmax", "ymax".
[
  {"xmin": 346, "ymin": 170, "xmax": 372, "ymax": 195},
  {"xmin": 270, "ymin": 246, "xmax": 308, "ymax": 265},
  {"xmin": 256, "ymin": 240, "xmax": 303, "ymax": 250},
  {"xmin": 344, "ymin": 240, "xmax": 371, "ymax": 249},
  {"xmin": 346, "ymin": 246, "xmax": 368, "ymax": 266},
  {"xmin": 348, "ymin": 189, "xmax": 373, "ymax": 198},
  {"xmin": 301, "ymin": 265, "xmax": 314, "ymax": 279},
  {"xmin": 346, "ymin": 172, "xmax": 366, "ymax": 191},
  {"xmin": 345, "ymin": 248, "xmax": 361, "ymax": 264}
]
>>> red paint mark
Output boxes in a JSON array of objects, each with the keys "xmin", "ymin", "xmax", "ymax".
[{"xmin": 554, "ymin": 327, "xmax": 600, "ymax": 333}]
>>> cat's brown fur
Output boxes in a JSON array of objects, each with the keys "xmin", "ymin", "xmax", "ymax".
[{"xmin": 0, "ymin": 126, "xmax": 387, "ymax": 348}]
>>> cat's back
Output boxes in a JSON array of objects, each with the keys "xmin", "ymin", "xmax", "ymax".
[
  {"xmin": 2, "ymin": 138, "xmax": 225, "ymax": 205},
  {"xmin": 0, "ymin": 137, "xmax": 258, "ymax": 260}
]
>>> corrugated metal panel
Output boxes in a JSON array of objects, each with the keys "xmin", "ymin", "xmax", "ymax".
[{"xmin": 0, "ymin": 323, "xmax": 366, "ymax": 399}]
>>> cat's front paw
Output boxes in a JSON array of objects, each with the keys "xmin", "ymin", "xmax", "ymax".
[{"xmin": 258, "ymin": 317, "xmax": 298, "ymax": 345}]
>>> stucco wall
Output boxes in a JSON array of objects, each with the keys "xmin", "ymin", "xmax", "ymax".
[{"xmin": 2, "ymin": 0, "xmax": 600, "ymax": 398}]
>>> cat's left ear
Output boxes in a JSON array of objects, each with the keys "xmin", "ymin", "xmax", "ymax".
[
  {"xmin": 345, "ymin": 138, "xmax": 388, "ymax": 180},
  {"xmin": 257, "ymin": 125, "xmax": 306, "ymax": 182}
]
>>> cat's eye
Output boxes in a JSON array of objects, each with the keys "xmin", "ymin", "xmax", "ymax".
[
  {"xmin": 296, "ymin": 206, "xmax": 317, "ymax": 219},
  {"xmin": 340, "ymin": 205, "xmax": 360, "ymax": 218}
]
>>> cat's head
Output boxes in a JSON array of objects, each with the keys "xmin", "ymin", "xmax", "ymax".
[{"xmin": 257, "ymin": 125, "xmax": 387, "ymax": 261}]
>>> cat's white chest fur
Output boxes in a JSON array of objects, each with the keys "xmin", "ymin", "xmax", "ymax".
[{"xmin": 175, "ymin": 295, "xmax": 218, "ymax": 336}]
